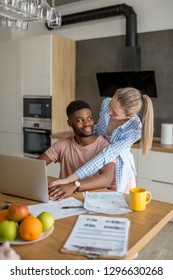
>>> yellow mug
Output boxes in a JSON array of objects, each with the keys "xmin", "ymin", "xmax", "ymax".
[{"xmin": 129, "ymin": 187, "xmax": 152, "ymax": 211}]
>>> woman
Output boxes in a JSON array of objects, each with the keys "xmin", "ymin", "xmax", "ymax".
[{"xmin": 49, "ymin": 87, "xmax": 154, "ymax": 199}]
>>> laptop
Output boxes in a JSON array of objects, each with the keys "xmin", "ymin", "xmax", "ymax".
[{"xmin": 0, "ymin": 155, "xmax": 49, "ymax": 203}]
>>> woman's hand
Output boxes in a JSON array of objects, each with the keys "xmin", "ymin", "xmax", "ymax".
[
  {"xmin": 49, "ymin": 178, "xmax": 70, "ymax": 188},
  {"xmin": 48, "ymin": 183, "xmax": 77, "ymax": 201},
  {"xmin": 48, "ymin": 173, "xmax": 78, "ymax": 188}
]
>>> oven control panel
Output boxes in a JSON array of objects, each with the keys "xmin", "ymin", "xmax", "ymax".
[{"xmin": 23, "ymin": 118, "xmax": 51, "ymax": 130}]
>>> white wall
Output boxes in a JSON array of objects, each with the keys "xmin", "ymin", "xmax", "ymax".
[{"xmin": 0, "ymin": 0, "xmax": 173, "ymax": 41}]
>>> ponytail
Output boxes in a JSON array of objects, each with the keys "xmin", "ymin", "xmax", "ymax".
[
  {"xmin": 140, "ymin": 95, "xmax": 154, "ymax": 156},
  {"xmin": 114, "ymin": 88, "xmax": 154, "ymax": 156}
]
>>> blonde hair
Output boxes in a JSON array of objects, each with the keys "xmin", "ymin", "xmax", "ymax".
[{"xmin": 113, "ymin": 87, "xmax": 154, "ymax": 156}]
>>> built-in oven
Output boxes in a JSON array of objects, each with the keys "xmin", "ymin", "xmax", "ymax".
[
  {"xmin": 23, "ymin": 95, "xmax": 51, "ymax": 119},
  {"xmin": 23, "ymin": 96, "xmax": 52, "ymax": 158},
  {"xmin": 23, "ymin": 118, "xmax": 51, "ymax": 158}
]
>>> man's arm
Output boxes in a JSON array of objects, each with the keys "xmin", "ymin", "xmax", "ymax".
[
  {"xmin": 48, "ymin": 162, "xmax": 115, "ymax": 200},
  {"xmin": 38, "ymin": 153, "xmax": 52, "ymax": 165}
]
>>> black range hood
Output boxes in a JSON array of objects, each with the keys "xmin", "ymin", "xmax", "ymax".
[{"xmin": 96, "ymin": 71, "xmax": 158, "ymax": 98}]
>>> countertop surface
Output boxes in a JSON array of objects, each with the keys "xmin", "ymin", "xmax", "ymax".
[
  {"xmin": 51, "ymin": 133, "xmax": 173, "ymax": 153},
  {"xmin": 51, "ymin": 131, "xmax": 73, "ymax": 139},
  {"xmin": 133, "ymin": 138, "xmax": 173, "ymax": 153}
]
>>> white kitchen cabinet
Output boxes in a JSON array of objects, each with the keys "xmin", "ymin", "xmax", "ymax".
[
  {"xmin": 46, "ymin": 162, "xmax": 60, "ymax": 178},
  {"xmin": 138, "ymin": 177, "xmax": 173, "ymax": 204},
  {"xmin": 0, "ymin": 132, "xmax": 23, "ymax": 156},
  {"xmin": 22, "ymin": 34, "xmax": 76, "ymax": 133},
  {"xmin": 22, "ymin": 35, "xmax": 51, "ymax": 96},
  {"xmin": 135, "ymin": 148, "xmax": 173, "ymax": 203},
  {"xmin": 0, "ymin": 39, "xmax": 22, "ymax": 134},
  {"xmin": 46, "ymin": 139, "xmax": 60, "ymax": 178},
  {"xmin": 138, "ymin": 150, "xmax": 173, "ymax": 183}
]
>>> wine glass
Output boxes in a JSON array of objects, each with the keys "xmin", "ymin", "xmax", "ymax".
[
  {"xmin": 15, "ymin": 19, "xmax": 28, "ymax": 31},
  {"xmin": 21, "ymin": 0, "xmax": 38, "ymax": 18},
  {"xmin": 37, "ymin": 0, "xmax": 50, "ymax": 23},
  {"xmin": 11, "ymin": 0, "xmax": 23, "ymax": 13},
  {"xmin": 47, "ymin": 0, "xmax": 62, "ymax": 28},
  {"xmin": 0, "ymin": 16, "xmax": 7, "ymax": 27},
  {"xmin": 0, "ymin": 0, "xmax": 11, "ymax": 11},
  {"xmin": 7, "ymin": 18, "xmax": 14, "ymax": 28}
]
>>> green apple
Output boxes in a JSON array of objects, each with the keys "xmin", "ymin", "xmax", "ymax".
[
  {"xmin": 37, "ymin": 212, "xmax": 54, "ymax": 231},
  {"xmin": 0, "ymin": 220, "xmax": 17, "ymax": 241}
]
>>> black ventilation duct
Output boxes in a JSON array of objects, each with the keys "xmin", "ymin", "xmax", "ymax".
[
  {"xmin": 61, "ymin": 4, "xmax": 141, "ymax": 71},
  {"xmin": 61, "ymin": 4, "xmax": 138, "ymax": 48},
  {"xmin": 47, "ymin": 4, "xmax": 137, "ymax": 45},
  {"xmin": 47, "ymin": 3, "xmax": 141, "ymax": 70},
  {"xmin": 46, "ymin": 3, "xmax": 157, "ymax": 97}
]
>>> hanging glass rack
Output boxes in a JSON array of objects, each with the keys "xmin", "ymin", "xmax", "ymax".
[{"xmin": 0, "ymin": 0, "xmax": 62, "ymax": 31}]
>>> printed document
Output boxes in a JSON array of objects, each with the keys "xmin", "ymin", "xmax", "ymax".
[
  {"xmin": 28, "ymin": 197, "xmax": 87, "ymax": 220},
  {"xmin": 84, "ymin": 192, "xmax": 131, "ymax": 214},
  {"xmin": 63, "ymin": 215, "xmax": 130, "ymax": 257}
]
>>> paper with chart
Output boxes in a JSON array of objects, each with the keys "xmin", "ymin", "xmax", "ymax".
[
  {"xmin": 63, "ymin": 215, "xmax": 130, "ymax": 257},
  {"xmin": 84, "ymin": 192, "xmax": 131, "ymax": 214},
  {"xmin": 28, "ymin": 197, "xmax": 87, "ymax": 220}
]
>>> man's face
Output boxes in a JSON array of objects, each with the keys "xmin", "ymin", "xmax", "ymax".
[{"xmin": 68, "ymin": 108, "xmax": 94, "ymax": 137}]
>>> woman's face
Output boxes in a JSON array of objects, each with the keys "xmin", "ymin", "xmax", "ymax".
[{"xmin": 108, "ymin": 97, "xmax": 130, "ymax": 121}]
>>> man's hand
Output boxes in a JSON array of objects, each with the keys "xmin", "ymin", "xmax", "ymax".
[{"xmin": 48, "ymin": 182, "xmax": 77, "ymax": 200}]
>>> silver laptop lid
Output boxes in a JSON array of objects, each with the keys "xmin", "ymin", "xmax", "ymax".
[{"xmin": 0, "ymin": 155, "xmax": 49, "ymax": 203}]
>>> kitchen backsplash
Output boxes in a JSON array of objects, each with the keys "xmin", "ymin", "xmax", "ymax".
[{"xmin": 76, "ymin": 29, "xmax": 173, "ymax": 137}]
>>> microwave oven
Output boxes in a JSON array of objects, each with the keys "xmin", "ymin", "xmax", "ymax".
[{"xmin": 23, "ymin": 96, "xmax": 51, "ymax": 119}]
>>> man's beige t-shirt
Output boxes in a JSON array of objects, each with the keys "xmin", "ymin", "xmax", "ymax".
[{"xmin": 45, "ymin": 135, "xmax": 109, "ymax": 179}]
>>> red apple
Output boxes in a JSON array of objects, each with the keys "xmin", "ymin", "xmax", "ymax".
[{"xmin": 8, "ymin": 203, "xmax": 29, "ymax": 222}]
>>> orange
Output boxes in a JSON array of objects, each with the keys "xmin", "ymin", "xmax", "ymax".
[
  {"xmin": 19, "ymin": 215, "xmax": 43, "ymax": 241},
  {"xmin": 0, "ymin": 209, "xmax": 9, "ymax": 222}
]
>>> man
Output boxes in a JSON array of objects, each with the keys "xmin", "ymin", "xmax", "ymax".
[{"xmin": 39, "ymin": 100, "xmax": 115, "ymax": 200}]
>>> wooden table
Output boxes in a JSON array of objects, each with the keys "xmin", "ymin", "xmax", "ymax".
[{"xmin": 1, "ymin": 188, "xmax": 173, "ymax": 260}]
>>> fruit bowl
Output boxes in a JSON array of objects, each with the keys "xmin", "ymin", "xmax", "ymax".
[
  {"xmin": 0, "ymin": 204, "xmax": 55, "ymax": 243},
  {"xmin": 0, "ymin": 226, "xmax": 54, "ymax": 245}
]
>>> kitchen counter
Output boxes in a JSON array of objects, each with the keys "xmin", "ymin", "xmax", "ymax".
[
  {"xmin": 50, "ymin": 131, "xmax": 73, "ymax": 139},
  {"xmin": 51, "ymin": 133, "xmax": 173, "ymax": 153},
  {"xmin": 133, "ymin": 138, "xmax": 173, "ymax": 153}
]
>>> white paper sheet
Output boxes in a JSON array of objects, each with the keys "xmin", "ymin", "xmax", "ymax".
[
  {"xmin": 28, "ymin": 197, "xmax": 87, "ymax": 220},
  {"xmin": 84, "ymin": 192, "xmax": 131, "ymax": 214},
  {"xmin": 63, "ymin": 214, "xmax": 130, "ymax": 257}
]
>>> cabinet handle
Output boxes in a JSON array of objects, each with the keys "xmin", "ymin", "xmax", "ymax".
[
  {"xmin": 24, "ymin": 129, "xmax": 47, "ymax": 133},
  {"xmin": 152, "ymin": 179, "xmax": 173, "ymax": 185}
]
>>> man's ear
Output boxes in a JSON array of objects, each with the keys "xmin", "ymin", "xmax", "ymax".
[{"xmin": 67, "ymin": 119, "xmax": 72, "ymax": 127}]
